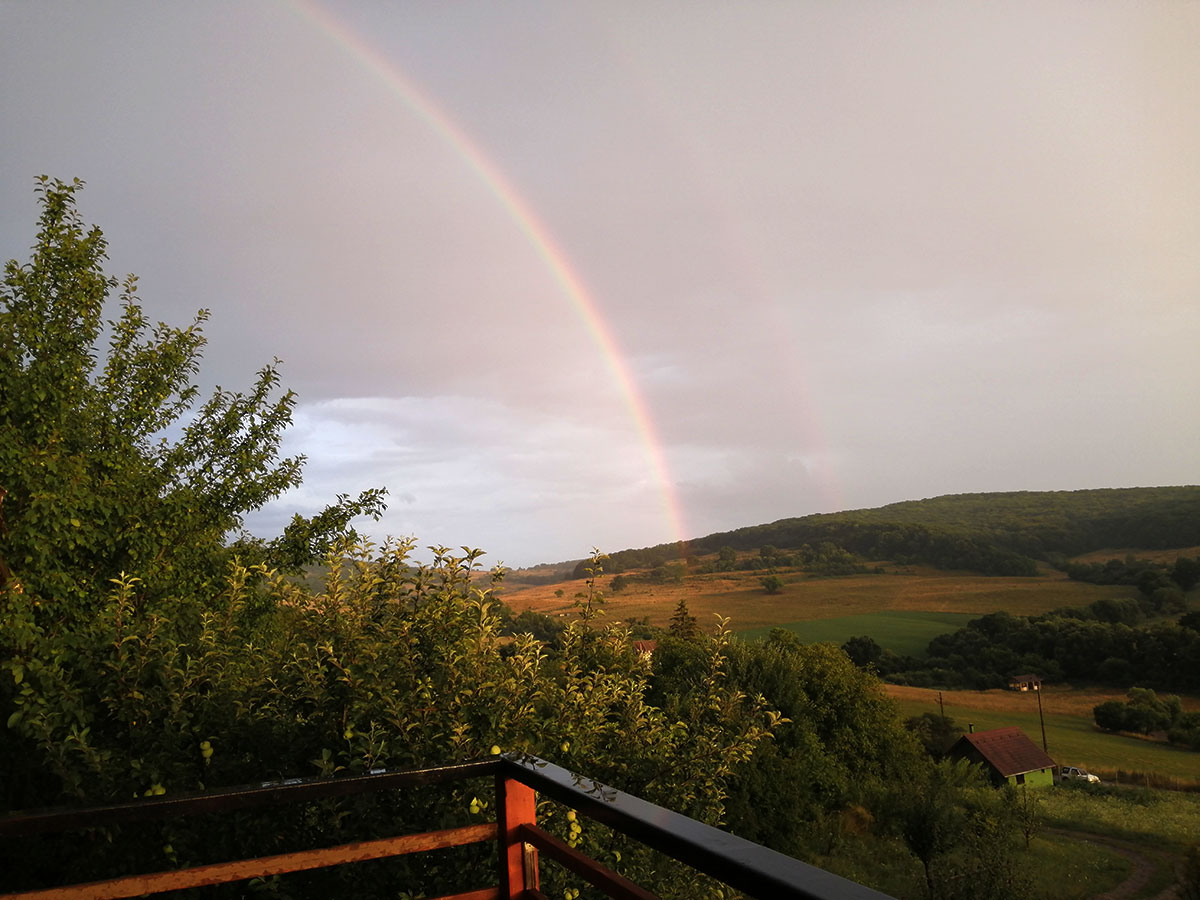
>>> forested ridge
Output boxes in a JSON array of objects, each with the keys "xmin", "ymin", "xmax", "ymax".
[{"xmin": 594, "ymin": 487, "xmax": 1200, "ymax": 577}]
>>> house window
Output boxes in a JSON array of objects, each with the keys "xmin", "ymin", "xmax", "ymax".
[{"xmin": 1015, "ymin": 774, "xmax": 1026, "ymax": 785}]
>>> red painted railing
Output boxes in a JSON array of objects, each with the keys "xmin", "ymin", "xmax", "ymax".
[{"xmin": 0, "ymin": 754, "xmax": 895, "ymax": 900}]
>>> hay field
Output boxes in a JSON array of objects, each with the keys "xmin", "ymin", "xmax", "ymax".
[
  {"xmin": 885, "ymin": 684, "xmax": 1200, "ymax": 718},
  {"xmin": 497, "ymin": 568, "xmax": 1133, "ymax": 633}
]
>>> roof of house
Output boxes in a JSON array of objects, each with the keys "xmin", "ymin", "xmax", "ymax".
[
  {"xmin": 1008, "ymin": 674, "xmax": 1041, "ymax": 683},
  {"xmin": 951, "ymin": 727, "xmax": 1055, "ymax": 777}
]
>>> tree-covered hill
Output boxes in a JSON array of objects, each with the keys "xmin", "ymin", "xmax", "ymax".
[{"xmin": 596, "ymin": 487, "xmax": 1200, "ymax": 577}]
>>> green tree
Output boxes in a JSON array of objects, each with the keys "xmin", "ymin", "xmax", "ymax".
[
  {"xmin": 760, "ymin": 574, "xmax": 784, "ymax": 594},
  {"xmin": 888, "ymin": 758, "xmax": 983, "ymax": 900},
  {"xmin": 1172, "ymin": 557, "xmax": 1200, "ymax": 591},
  {"xmin": 905, "ymin": 711, "xmax": 962, "ymax": 758},
  {"xmin": 842, "ymin": 634, "xmax": 884, "ymax": 669},
  {"xmin": 1012, "ymin": 783, "xmax": 1041, "ymax": 851},
  {"xmin": 0, "ymin": 177, "xmax": 384, "ymax": 622},
  {"xmin": 2, "ymin": 539, "xmax": 780, "ymax": 897},
  {"xmin": 1093, "ymin": 699, "xmax": 1128, "ymax": 732},
  {"xmin": 668, "ymin": 597, "xmax": 700, "ymax": 640},
  {"xmin": 720, "ymin": 632, "xmax": 924, "ymax": 861}
]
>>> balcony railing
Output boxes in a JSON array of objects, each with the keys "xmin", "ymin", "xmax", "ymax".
[{"xmin": 0, "ymin": 753, "xmax": 895, "ymax": 900}]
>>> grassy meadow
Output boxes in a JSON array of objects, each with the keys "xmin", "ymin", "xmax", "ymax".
[
  {"xmin": 499, "ymin": 565, "xmax": 1135, "ymax": 634},
  {"xmin": 1040, "ymin": 783, "xmax": 1200, "ymax": 850},
  {"xmin": 826, "ymin": 826, "xmax": 1138, "ymax": 900}
]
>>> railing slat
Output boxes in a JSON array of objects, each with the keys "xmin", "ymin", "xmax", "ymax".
[
  {"xmin": 518, "ymin": 823, "xmax": 659, "ymax": 900},
  {"xmin": 0, "ymin": 759, "xmax": 500, "ymax": 838},
  {"xmin": 0, "ymin": 824, "xmax": 498, "ymax": 900},
  {"xmin": 496, "ymin": 774, "xmax": 539, "ymax": 898},
  {"xmin": 426, "ymin": 890, "xmax": 503, "ymax": 900}
]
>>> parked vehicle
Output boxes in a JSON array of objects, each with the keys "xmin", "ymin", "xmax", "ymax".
[{"xmin": 1058, "ymin": 766, "xmax": 1100, "ymax": 783}]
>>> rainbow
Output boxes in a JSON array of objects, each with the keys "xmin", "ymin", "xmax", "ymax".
[{"xmin": 283, "ymin": 0, "xmax": 689, "ymax": 547}]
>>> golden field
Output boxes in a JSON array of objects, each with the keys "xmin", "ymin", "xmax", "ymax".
[{"xmin": 497, "ymin": 565, "xmax": 1136, "ymax": 633}]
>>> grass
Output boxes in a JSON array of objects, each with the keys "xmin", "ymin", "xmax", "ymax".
[
  {"xmin": 1025, "ymin": 830, "xmax": 1133, "ymax": 900},
  {"xmin": 736, "ymin": 610, "xmax": 976, "ymax": 656},
  {"xmin": 499, "ymin": 567, "xmax": 1134, "ymax": 633},
  {"xmin": 822, "ymin": 827, "xmax": 1136, "ymax": 900},
  {"xmin": 888, "ymin": 686, "xmax": 1200, "ymax": 785},
  {"xmin": 1041, "ymin": 782, "xmax": 1200, "ymax": 851}
]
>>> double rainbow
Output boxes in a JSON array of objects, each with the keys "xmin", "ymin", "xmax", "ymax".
[{"xmin": 285, "ymin": 0, "xmax": 688, "ymax": 547}]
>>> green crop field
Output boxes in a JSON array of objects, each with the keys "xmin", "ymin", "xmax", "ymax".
[
  {"xmin": 891, "ymin": 692, "xmax": 1200, "ymax": 785},
  {"xmin": 736, "ymin": 610, "xmax": 976, "ymax": 656}
]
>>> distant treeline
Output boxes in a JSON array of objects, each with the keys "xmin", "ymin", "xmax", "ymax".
[
  {"xmin": 879, "ymin": 608, "xmax": 1200, "ymax": 693},
  {"xmin": 1065, "ymin": 554, "xmax": 1200, "ymax": 595},
  {"xmin": 591, "ymin": 487, "xmax": 1200, "ymax": 578},
  {"xmin": 1093, "ymin": 689, "xmax": 1200, "ymax": 750}
]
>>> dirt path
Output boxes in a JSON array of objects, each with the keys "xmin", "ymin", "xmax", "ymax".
[{"xmin": 1047, "ymin": 828, "xmax": 1178, "ymax": 900}]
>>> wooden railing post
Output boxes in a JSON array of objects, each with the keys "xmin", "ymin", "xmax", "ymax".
[{"xmin": 496, "ymin": 773, "xmax": 538, "ymax": 898}]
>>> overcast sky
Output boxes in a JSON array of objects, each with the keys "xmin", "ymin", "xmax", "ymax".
[{"xmin": 3, "ymin": 2, "xmax": 1198, "ymax": 567}]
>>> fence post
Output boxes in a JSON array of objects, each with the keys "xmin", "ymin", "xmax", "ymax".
[{"xmin": 497, "ymin": 773, "xmax": 539, "ymax": 898}]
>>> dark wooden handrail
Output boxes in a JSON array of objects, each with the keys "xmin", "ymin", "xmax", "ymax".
[
  {"xmin": 0, "ymin": 758, "xmax": 497, "ymax": 837},
  {"xmin": 0, "ymin": 754, "xmax": 896, "ymax": 900}
]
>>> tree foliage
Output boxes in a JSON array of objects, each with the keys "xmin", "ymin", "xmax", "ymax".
[
  {"xmin": 0, "ymin": 187, "xmax": 788, "ymax": 896},
  {"xmin": 600, "ymin": 487, "xmax": 1200, "ymax": 579},
  {"xmin": 667, "ymin": 597, "xmax": 699, "ymax": 640},
  {"xmin": 709, "ymin": 631, "xmax": 924, "ymax": 861},
  {"xmin": 2, "ymin": 541, "xmax": 781, "ymax": 895},
  {"xmin": 885, "ymin": 760, "xmax": 1029, "ymax": 900},
  {"xmin": 888, "ymin": 609, "xmax": 1200, "ymax": 693},
  {"xmin": 843, "ymin": 634, "xmax": 884, "ymax": 669},
  {"xmin": 905, "ymin": 712, "xmax": 963, "ymax": 759},
  {"xmin": 0, "ymin": 177, "xmax": 384, "ymax": 623},
  {"xmin": 1094, "ymin": 688, "xmax": 1200, "ymax": 749}
]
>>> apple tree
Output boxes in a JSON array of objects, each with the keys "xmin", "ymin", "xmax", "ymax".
[{"xmin": 0, "ymin": 177, "xmax": 384, "ymax": 622}]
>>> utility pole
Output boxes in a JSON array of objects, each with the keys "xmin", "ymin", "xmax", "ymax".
[
  {"xmin": 938, "ymin": 691, "xmax": 945, "ymax": 726},
  {"xmin": 1036, "ymin": 683, "xmax": 1048, "ymax": 753}
]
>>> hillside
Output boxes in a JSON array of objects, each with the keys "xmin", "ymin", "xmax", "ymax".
[
  {"xmin": 580, "ymin": 486, "xmax": 1200, "ymax": 577},
  {"xmin": 500, "ymin": 487, "xmax": 1200, "ymax": 661}
]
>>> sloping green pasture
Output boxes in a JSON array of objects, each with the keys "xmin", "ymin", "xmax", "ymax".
[
  {"xmin": 737, "ymin": 610, "xmax": 976, "ymax": 656},
  {"xmin": 1040, "ymin": 785, "xmax": 1200, "ymax": 850},
  {"xmin": 892, "ymin": 694, "xmax": 1200, "ymax": 785}
]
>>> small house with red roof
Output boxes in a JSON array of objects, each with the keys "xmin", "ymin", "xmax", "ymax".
[{"xmin": 949, "ymin": 726, "xmax": 1056, "ymax": 789}]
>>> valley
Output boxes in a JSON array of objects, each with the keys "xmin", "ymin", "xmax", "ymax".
[{"xmin": 499, "ymin": 532, "xmax": 1200, "ymax": 792}]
